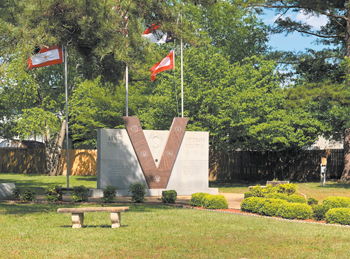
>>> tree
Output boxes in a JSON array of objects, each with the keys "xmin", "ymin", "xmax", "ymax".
[{"xmin": 258, "ymin": 0, "xmax": 350, "ymax": 180}]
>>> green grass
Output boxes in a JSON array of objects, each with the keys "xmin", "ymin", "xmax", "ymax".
[
  {"xmin": 1, "ymin": 202, "xmax": 350, "ymax": 258},
  {"xmin": 0, "ymin": 173, "xmax": 97, "ymax": 195}
]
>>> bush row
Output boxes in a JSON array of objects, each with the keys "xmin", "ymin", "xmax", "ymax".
[
  {"xmin": 245, "ymin": 183, "xmax": 298, "ymax": 199},
  {"xmin": 189, "ymin": 193, "xmax": 229, "ymax": 209}
]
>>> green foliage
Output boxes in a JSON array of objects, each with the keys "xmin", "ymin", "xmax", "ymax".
[
  {"xmin": 276, "ymin": 203, "xmax": 313, "ymax": 220},
  {"xmin": 102, "ymin": 185, "xmax": 118, "ymax": 203},
  {"xmin": 287, "ymin": 194, "xmax": 307, "ymax": 204},
  {"xmin": 258, "ymin": 198, "xmax": 288, "ymax": 217},
  {"xmin": 71, "ymin": 186, "xmax": 89, "ymax": 202},
  {"xmin": 322, "ymin": 196, "xmax": 350, "ymax": 209},
  {"xmin": 161, "ymin": 190, "xmax": 177, "ymax": 204},
  {"xmin": 44, "ymin": 186, "xmax": 63, "ymax": 202},
  {"xmin": 326, "ymin": 208, "xmax": 350, "ymax": 225},
  {"xmin": 11, "ymin": 187, "xmax": 21, "ymax": 200},
  {"xmin": 250, "ymin": 185, "xmax": 265, "ymax": 198},
  {"xmin": 265, "ymin": 193, "xmax": 288, "ymax": 201},
  {"xmin": 189, "ymin": 193, "xmax": 210, "ymax": 207},
  {"xmin": 307, "ymin": 197, "xmax": 319, "ymax": 206},
  {"xmin": 128, "ymin": 182, "xmax": 147, "ymax": 203},
  {"xmin": 312, "ymin": 204, "xmax": 328, "ymax": 221},
  {"xmin": 276, "ymin": 183, "xmax": 298, "ymax": 196},
  {"xmin": 240, "ymin": 197, "xmax": 265, "ymax": 213},
  {"xmin": 263, "ymin": 184, "xmax": 278, "ymax": 195},
  {"xmin": 244, "ymin": 192, "xmax": 253, "ymax": 199},
  {"xmin": 204, "ymin": 195, "xmax": 229, "ymax": 210},
  {"xmin": 20, "ymin": 187, "xmax": 36, "ymax": 202}
]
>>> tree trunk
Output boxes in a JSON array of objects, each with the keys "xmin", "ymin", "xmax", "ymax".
[
  {"xmin": 341, "ymin": 128, "xmax": 350, "ymax": 181},
  {"xmin": 44, "ymin": 120, "xmax": 66, "ymax": 176}
]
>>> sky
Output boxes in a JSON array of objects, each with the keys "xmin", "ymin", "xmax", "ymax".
[{"xmin": 261, "ymin": 10, "xmax": 329, "ymax": 52}]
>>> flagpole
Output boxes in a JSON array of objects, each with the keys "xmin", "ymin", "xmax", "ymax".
[
  {"xmin": 181, "ymin": 16, "xmax": 184, "ymax": 118},
  {"xmin": 64, "ymin": 45, "xmax": 69, "ymax": 189},
  {"xmin": 126, "ymin": 65, "xmax": 128, "ymax": 117}
]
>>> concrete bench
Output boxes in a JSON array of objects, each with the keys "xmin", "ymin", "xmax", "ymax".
[{"xmin": 57, "ymin": 207, "xmax": 129, "ymax": 228}]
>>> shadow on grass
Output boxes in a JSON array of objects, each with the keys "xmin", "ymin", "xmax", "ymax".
[{"xmin": 0, "ymin": 202, "xmax": 175, "ymax": 215}]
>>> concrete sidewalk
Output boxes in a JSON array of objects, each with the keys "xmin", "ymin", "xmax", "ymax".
[{"xmin": 36, "ymin": 193, "xmax": 244, "ymax": 209}]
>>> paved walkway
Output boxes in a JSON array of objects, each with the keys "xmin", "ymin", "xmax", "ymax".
[{"xmin": 36, "ymin": 193, "xmax": 244, "ymax": 209}]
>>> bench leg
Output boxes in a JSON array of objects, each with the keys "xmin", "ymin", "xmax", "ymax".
[
  {"xmin": 110, "ymin": 212, "xmax": 121, "ymax": 228},
  {"xmin": 72, "ymin": 213, "xmax": 84, "ymax": 228}
]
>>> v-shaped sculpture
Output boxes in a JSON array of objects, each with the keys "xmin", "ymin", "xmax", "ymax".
[{"xmin": 123, "ymin": 117, "xmax": 188, "ymax": 189}]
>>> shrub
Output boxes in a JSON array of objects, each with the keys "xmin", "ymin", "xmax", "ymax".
[
  {"xmin": 12, "ymin": 187, "xmax": 21, "ymax": 200},
  {"xmin": 189, "ymin": 193, "xmax": 209, "ymax": 207},
  {"xmin": 244, "ymin": 192, "xmax": 253, "ymax": 199},
  {"xmin": 265, "ymin": 193, "xmax": 288, "ymax": 201},
  {"xmin": 276, "ymin": 183, "xmax": 298, "ymax": 195},
  {"xmin": 44, "ymin": 186, "xmax": 63, "ymax": 202},
  {"xmin": 240, "ymin": 197, "xmax": 265, "ymax": 213},
  {"xmin": 258, "ymin": 198, "xmax": 288, "ymax": 217},
  {"xmin": 322, "ymin": 196, "xmax": 350, "ymax": 209},
  {"xmin": 251, "ymin": 185, "xmax": 265, "ymax": 197},
  {"xmin": 307, "ymin": 197, "xmax": 319, "ymax": 206},
  {"xmin": 276, "ymin": 203, "xmax": 313, "ymax": 220},
  {"xmin": 312, "ymin": 204, "xmax": 328, "ymax": 221},
  {"xmin": 161, "ymin": 190, "xmax": 177, "ymax": 203},
  {"xmin": 128, "ymin": 182, "xmax": 147, "ymax": 203},
  {"xmin": 262, "ymin": 184, "xmax": 277, "ymax": 195},
  {"xmin": 20, "ymin": 188, "xmax": 36, "ymax": 202},
  {"xmin": 204, "ymin": 195, "xmax": 228, "ymax": 209},
  {"xmin": 287, "ymin": 194, "xmax": 307, "ymax": 204},
  {"xmin": 326, "ymin": 208, "xmax": 350, "ymax": 225},
  {"xmin": 72, "ymin": 186, "xmax": 89, "ymax": 202},
  {"xmin": 102, "ymin": 185, "xmax": 118, "ymax": 203}
]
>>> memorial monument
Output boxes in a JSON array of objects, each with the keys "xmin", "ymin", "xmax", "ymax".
[{"xmin": 93, "ymin": 117, "xmax": 218, "ymax": 196}]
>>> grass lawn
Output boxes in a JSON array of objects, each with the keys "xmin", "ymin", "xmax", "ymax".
[
  {"xmin": 210, "ymin": 180, "xmax": 350, "ymax": 202},
  {"xmin": 1, "ymin": 202, "xmax": 350, "ymax": 258}
]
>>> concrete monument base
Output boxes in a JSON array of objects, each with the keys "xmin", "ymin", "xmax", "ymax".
[{"xmin": 89, "ymin": 188, "xmax": 218, "ymax": 197}]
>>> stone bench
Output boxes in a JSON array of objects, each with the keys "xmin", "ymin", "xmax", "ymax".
[{"xmin": 57, "ymin": 207, "xmax": 129, "ymax": 228}]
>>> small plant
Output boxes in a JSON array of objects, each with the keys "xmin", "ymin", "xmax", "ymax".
[
  {"xmin": 161, "ymin": 190, "xmax": 177, "ymax": 203},
  {"xmin": 128, "ymin": 182, "xmax": 146, "ymax": 203},
  {"xmin": 307, "ymin": 197, "xmax": 319, "ymax": 206},
  {"xmin": 189, "ymin": 193, "xmax": 209, "ymax": 207},
  {"xmin": 287, "ymin": 194, "xmax": 307, "ymax": 204},
  {"xmin": 244, "ymin": 191, "xmax": 253, "ymax": 199},
  {"xmin": 322, "ymin": 196, "xmax": 350, "ymax": 209},
  {"xmin": 258, "ymin": 198, "xmax": 288, "ymax": 217},
  {"xmin": 20, "ymin": 187, "xmax": 36, "ymax": 202},
  {"xmin": 276, "ymin": 183, "xmax": 298, "ymax": 195},
  {"xmin": 325, "ymin": 208, "xmax": 350, "ymax": 225},
  {"xmin": 72, "ymin": 185, "xmax": 89, "ymax": 202},
  {"xmin": 312, "ymin": 204, "xmax": 328, "ymax": 221},
  {"xmin": 265, "ymin": 193, "xmax": 288, "ymax": 201},
  {"xmin": 12, "ymin": 187, "xmax": 21, "ymax": 200},
  {"xmin": 204, "ymin": 194, "xmax": 229, "ymax": 209},
  {"xmin": 44, "ymin": 186, "xmax": 63, "ymax": 202},
  {"xmin": 102, "ymin": 185, "xmax": 118, "ymax": 203},
  {"xmin": 276, "ymin": 203, "xmax": 313, "ymax": 220},
  {"xmin": 240, "ymin": 197, "xmax": 265, "ymax": 213},
  {"xmin": 250, "ymin": 185, "xmax": 265, "ymax": 197}
]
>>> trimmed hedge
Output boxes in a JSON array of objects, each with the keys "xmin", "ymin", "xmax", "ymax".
[
  {"xmin": 326, "ymin": 208, "xmax": 350, "ymax": 225},
  {"xmin": 307, "ymin": 197, "xmax": 319, "ymax": 206},
  {"xmin": 322, "ymin": 196, "xmax": 350, "ymax": 209},
  {"xmin": 204, "ymin": 195, "xmax": 229, "ymax": 209},
  {"xmin": 312, "ymin": 204, "xmax": 328, "ymax": 221},
  {"xmin": 241, "ymin": 197, "xmax": 265, "ymax": 212},
  {"xmin": 276, "ymin": 203, "xmax": 313, "ymax": 220},
  {"xmin": 276, "ymin": 183, "xmax": 298, "ymax": 195},
  {"xmin": 258, "ymin": 198, "xmax": 288, "ymax": 216},
  {"xmin": 244, "ymin": 192, "xmax": 253, "ymax": 199},
  {"xmin": 189, "ymin": 193, "xmax": 209, "ymax": 207},
  {"xmin": 265, "ymin": 193, "xmax": 288, "ymax": 201},
  {"xmin": 161, "ymin": 190, "xmax": 177, "ymax": 203},
  {"xmin": 287, "ymin": 194, "xmax": 307, "ymax": 204}
]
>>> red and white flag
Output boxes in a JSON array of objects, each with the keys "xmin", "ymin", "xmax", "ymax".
[
  {"xmin": 27, "ymin": 45, "xmax": 63, "ymax": 70},
  {"xmin": 142, "ymin": 23, "xmax": 168, "ymax": 44},
  {"xmin": 150, "ymin": 50, "xmax": 174, "ymax": 81}
]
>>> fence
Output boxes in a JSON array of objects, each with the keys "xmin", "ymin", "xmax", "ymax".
[
  {"xmin": 209, "ymin": 149, "xmax": 344, "ymax": 182},
  {"xmin": 0, "ymin": 148, "xmax": 345, "ymax": 182}
]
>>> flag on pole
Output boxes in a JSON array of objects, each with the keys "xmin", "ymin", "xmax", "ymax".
[
  {"xmin": 150, "ymin": 50, "xmax": 174, "ymax": 81},
  {"xmin": 142, "ymin": 23, "xmax": 174, "ymax": 43},
  {"xmin": 27, "ymin": 45, "xmax": 63, "ymax": 70}
]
